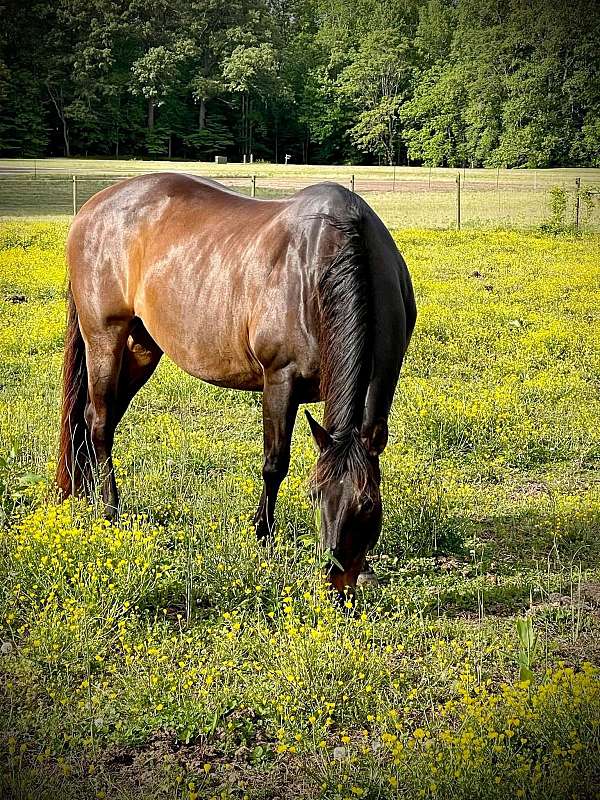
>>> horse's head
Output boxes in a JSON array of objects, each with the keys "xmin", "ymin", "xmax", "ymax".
[{"xmin": 305, "ymin": 411, "xmax": 383, "ymax": 592}]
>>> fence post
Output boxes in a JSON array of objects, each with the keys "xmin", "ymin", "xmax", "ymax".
[
  {"xmin": 496, "ymin": 167, "xmax": 501, "ymax": 217},
  {"xmin": 456, "ymin": 173, "xmax": 461, "ymax": 230},
  {"xmin": 72, "ymin": 175, "xmax": 78, "ymax": 216},
  {"xmin": 350, "ymin": 174, "xmax": 355, "ymax": 193},
  {"xmin": 251, "ymin": 175, "xmax": 256, "ymax": 198},
  {"xmin": 575, "ymin": 177, "xmax": 581, "ymax": 229}
]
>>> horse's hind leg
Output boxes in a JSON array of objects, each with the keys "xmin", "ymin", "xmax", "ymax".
[
  {"xmin": 114, "ymin": 318, "xmax": 162, "ymax": 425},
  {"xmin": 83, "ymin": 318, "xmax": 161, "ymax": 520},
  {"xmin": 83, "ymin": 319, "xmax": 131, "ymax": 519}
]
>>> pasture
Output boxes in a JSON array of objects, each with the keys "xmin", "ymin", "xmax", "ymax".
[
  {"xmin": 1, "ymin": 219, "xmax": 600, "ymax": 798},
  {"xmin": 1, "ymin": 161, "xmax": 600, "ymax": 231}
]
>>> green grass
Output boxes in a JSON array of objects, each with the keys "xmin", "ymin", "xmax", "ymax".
[
  {"xmin": 0, "ymin": 221, "xmax": 600, "ymax": 799},
  {"xmin": 3, "ymin": 158, "xmax": 600, "ymax": 185},
  {"xmin": 1, "ymin": 160, "xmax": 600, "ymax": 230}
]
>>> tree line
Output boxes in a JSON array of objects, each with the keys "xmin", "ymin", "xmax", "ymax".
[{"xmin": 1, "ymin": 0, "xmax": 599, "ymax": 167}]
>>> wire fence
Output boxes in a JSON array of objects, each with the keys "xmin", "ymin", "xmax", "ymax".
[{"xmin": 0, "ymin": 169, "xmax": 598, "ymax": 231}]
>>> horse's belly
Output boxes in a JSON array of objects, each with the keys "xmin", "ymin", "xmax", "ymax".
[
  {"xmin": 180, "ymin": 355, "xmax": 263, "ymax": 390},
  {"xmin": 137, "ymin": 304, "xmax": 264, "ymax": 391}
]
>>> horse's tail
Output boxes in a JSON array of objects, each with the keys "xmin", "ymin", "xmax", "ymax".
[{"xmin": 56, "ymin": 283, "xmax": 90, "ymax": 497}]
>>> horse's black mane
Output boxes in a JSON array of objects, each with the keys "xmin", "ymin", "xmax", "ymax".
[{"xmin": 313, "ymin": 198, "xmax": 377, "ymax": 499}]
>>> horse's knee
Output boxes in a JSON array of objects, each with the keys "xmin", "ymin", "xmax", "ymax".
[{"xmin": 262, "ymin": 453, "xmax": 289, "ymax": 483}]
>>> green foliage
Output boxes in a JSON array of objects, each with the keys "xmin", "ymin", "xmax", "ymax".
[
  {"xmin": 0, "ymin": 449, "xmax": 44, "ymax": 525},
  {"xmin": 400, "ymin": 64, "xmax": 468, "ymax": 166},
  {"xmin": 0, "ymin": 0, "xmax": 598, "ymax": 165},
  {"xmin": 516, "ymin": 616, "xmax": 537, "ymax": 683},
  {"xmin": 546, "ymin": 186, "xmax": 569, "ymax": 230},
  {"xmin": 337, "ymin": 29, "xmax": 412, "ymax": 164},
  {"xmin": 539, "ymin": 185, "xmax": 592, "ymax": 235}
]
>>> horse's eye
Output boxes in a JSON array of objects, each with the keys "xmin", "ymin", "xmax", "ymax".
[{"xmin": 361, "ymin": 497, "xmax": 374, "ymax": 514}]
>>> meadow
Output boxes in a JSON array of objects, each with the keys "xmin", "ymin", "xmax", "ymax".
[
  {"xmin": 1, "ymin": 160, "xmax": 600, "ymax": 231},
  {"xmin": 0, "ymin": 218, "xmax": 600, "ymax": 799}
]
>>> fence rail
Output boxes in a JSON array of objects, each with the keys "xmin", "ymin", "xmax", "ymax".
[{"xmin": 0, "ymin": 170, "xmax": 598, "ymax": 231}]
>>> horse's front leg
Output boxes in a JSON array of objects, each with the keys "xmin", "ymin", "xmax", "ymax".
[{"xmin": 253, "ymin": 370, "xmax": 298, "ymax": 540}]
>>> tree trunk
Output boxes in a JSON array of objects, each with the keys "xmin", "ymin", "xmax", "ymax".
[
  {"xmin": 199, "ymin": 98, "xmax": 206, "ymax": 130},
  {"xmin": 387, "ymin": 116, "xmax": 395, "ymax": 166},
  {"xmin": 168, "ymin": 133, "xmax": 172, "ymax": 159},
  {"xmin": 240, "ymin": 93, "xmax": 246, "ymax": 158},
  {"xmin": 46, "ymin": 83, "xmax": 70, "ymax": 157},
  {"xmin": 248, "ymin": 94, "xmax": 253, "ymax": 158},
  {"xmin": 63, "ymin": 115, "xmax": 70, "ymax": 157},
  {"xmin": 148, "ymin": 98, "xmax": 155, "ymax": 129}
]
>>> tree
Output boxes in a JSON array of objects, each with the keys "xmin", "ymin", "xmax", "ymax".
[
  {"xmin": 339, "ymin": 29, "xmax": 414, "ymax": 164},
  {"xmin": 0, "ymin": 0, "xmax": 599, "ymax": 166},
  {"xmin": 222, "ymin": 42, "xmax": 279, "ymax": 158}
]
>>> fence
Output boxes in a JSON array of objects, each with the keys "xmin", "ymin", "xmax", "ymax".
[{"xmin": 0, "ymin": 166, "xmax": 599, "ymax": 231}]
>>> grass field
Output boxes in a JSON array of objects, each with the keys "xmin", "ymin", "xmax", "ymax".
[
  {"xmin": 1, "ymin": 160, "xmax": 600, "ymax": 230},
  {"xmin": 3, "ymin": 158, "xmax": 600, "ymax": 185},
  {"xmin": 1, "ymin": 220, "xmax": 600, "ymax": 799}
]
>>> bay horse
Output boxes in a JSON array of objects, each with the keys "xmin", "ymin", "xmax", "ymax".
[{"xmin": 56, "ymin": 174, "xmax": 416, "ymax": 592}]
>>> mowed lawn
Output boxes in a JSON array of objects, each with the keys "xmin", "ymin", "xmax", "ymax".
[
  {"xmin": 0, "ymin": 220, "xmax": 599, "ymax": 799},
  {"xmin": 2, "ymin": 161, "xmax": 600, "ymax": 230}
]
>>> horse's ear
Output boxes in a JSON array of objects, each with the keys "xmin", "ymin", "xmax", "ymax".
[
  {"xmin": 305, "ymin": 410, "xmax": 332, "ymax": 452},
  {"xmin": 361, "ymin": 419, "xmax": 388, "ymax": 456}
]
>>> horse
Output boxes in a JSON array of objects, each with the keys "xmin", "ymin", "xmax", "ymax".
[{"xmin": 55, "ymin": 173, "xmax": 416, "ymax": 592}]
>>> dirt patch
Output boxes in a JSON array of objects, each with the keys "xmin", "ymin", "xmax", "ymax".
[
  {"xmin": 581, "ymin": 581, "xmax": 600, "ymax": 608},
  {"xmin": 99, "ymin": 730, "xmax": 321, "ymax": 799},
  {"xmin": 511, "ymin": 480, "xmax": 552, "ymax": 499}
]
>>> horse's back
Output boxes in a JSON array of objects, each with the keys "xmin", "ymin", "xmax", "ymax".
[{"xmin": 67, "ymin": 171, "xmax": 289, "ymax": 314}]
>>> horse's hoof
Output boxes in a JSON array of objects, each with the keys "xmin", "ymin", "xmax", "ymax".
[
  {"xmin": 103, "ymin": 505, "xmax": 119, "ymax": 523},
  {"xmin": 254, "ymin": 519, "xmax": 274, "ymax": 542},
  {"xmin": 357, "ymin": 568, "xmax": 379, "ymax": 588}
]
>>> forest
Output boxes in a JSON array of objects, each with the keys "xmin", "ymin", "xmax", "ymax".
[{"xmin": 1, "ymin": 0, "xmax": 600, "ymax": 167}]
